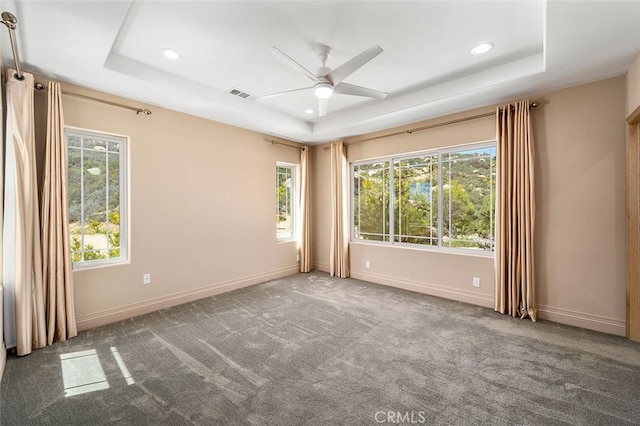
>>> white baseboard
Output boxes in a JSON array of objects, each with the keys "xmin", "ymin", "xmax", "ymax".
[
  {"xmin": 350, "ymin": 270, "xmax": 627, "ymax": 336},
  {"xmin": 350, "ymin": 270, "xmax": 494, "ymax": 308},
  {"xmin": 537, "ymin": 304, "xmax": 626, "ymax": 336},
  {"xmin": 75, "ymin": 264, "xmax": 628, "ymax": 338},
  {"xmin": 313, "ymin": 262, "xmax": 330, "ymax": 273},
  {"xmin": 76, "ymin": 265, "xmax": 300, "ymax": 331}
]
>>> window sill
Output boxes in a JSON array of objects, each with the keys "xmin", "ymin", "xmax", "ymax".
[
  {"xmin": 73, "ymin": 258, "xmax": 129, "ymax": 271},
  {"xmin": 349, "ymin": 239, "xmax": 494, "ymax": 258},
  {"xmin": 277, "ymin": 238, "xmax": 298, "ymax": 244}
]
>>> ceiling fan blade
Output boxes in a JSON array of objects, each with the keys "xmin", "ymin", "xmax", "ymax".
[
  {"xmin": 269, "ymin": 47, "xmax": 322, "ymax": 84},
  {"xmin": 325, "ymin": 44, "xmax": 383, "ymax": 85},
  {"xmin": 334, "ymin": 82, "xmax": 388, "ymax": 99},
  {"xmin": 260, "ymin": 87, "xmax": 313, "ymax": 99},
  {"xmin": 318, "ymin": 98, "xmax": 328, "ymax": 117}
]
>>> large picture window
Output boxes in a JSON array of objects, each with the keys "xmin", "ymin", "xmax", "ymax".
[
  {"xmin": 66, "ymin": 128, "xmax": 127, "ymax": 268},
  {"xmin": 352, "ymin": 142, "xmax": 496, "ymax": 252}
]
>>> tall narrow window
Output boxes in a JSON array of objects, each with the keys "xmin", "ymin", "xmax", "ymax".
[
  {"xmin": 276, "ymin": 163, "xmax": 296, "ymax": 240},
  {"xmin": 66, "ymin": 129, "xmax": 127, "ymax": 268}
]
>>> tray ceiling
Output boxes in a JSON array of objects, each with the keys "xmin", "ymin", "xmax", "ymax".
[{"xmin": 2, "ymin": 1, "xmax": 639, "ymax": 143}]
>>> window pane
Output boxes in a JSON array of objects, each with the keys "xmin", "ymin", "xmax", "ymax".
[
  {"xmin": 84, "ymin": 138, "xmax": 107, "ymax": 151},
  {"xmin": 442, "ymin": 147, "xmax": 496, "ymax": 250},
  {"xmin": 107, "ymin": 140, "xmax": 120, "ymax": 153},
  {"xmin": 67, "ymin": 129, "xmax": 126, "ymax": 266},
  {"xmin": 394, "ymin": 155, "xmax": 438, "ymax": 245},
  {"xmin": 67, "ymin": 148, "xmax": 82, "ymax": 224},
  {"xmin": 107, "ymin": 152, "xmax": 121, "ymax": 257},
  {"xmin": 67, "ymin": 135, "xmax": 81, "ymax": 148},
  {"xmin": 83, "ymin": 148, "xmax": 107, "ymax": 245},
  {"xmin": 353, "ymin": 161, "xmax": 390, "ymax": 242},
  {"xmin": 82, "ymin": 148, "xmax": 108, "ymax": 260}
]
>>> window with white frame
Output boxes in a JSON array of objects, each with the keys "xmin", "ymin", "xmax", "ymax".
[
  {"xmin": 276, "ymin": 163, "xmax": 296, "ymax": 240},
  {"xmin": 66, "ymin": 128, "xmax": 127, "ymax": 268},
  {"xmin": 352, "ymin": 142, "xmax": 496, "ymax": 252}
]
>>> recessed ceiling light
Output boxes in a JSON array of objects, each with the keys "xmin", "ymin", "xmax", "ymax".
[
  {"xmin": 160, "ymin": 48, "xmax": 180, "ymax": 60},
  {"xmin": 471, "ymin": 42, "xmax": 494, "ymax": 56},
  {"xmin": 304, "ymin": 109, "xmax": 314, "ymax": 114}
]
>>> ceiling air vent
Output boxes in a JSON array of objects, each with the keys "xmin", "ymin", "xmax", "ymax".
[{"xmin": 227, "ymin": 88, "xmax": 254, "ymax": 100}]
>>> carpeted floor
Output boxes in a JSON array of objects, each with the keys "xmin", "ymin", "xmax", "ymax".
[{"xmin": 2, "ymin": 272, "xmax": 640, "ymax": 425}]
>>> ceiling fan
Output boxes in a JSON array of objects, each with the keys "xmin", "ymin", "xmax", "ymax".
[{"xmin": 262, "ymin": 44, "xmax": 388, "ymax": 117}]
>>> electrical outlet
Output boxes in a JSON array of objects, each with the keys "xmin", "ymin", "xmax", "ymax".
[
  {"xmin": 296, "ymin": 254, "xmax": 300, "ymax": 262},
  {"xmin": 143, "ymin": 273, "xmax": 151, "ymax": 285},
  {"xmin": 365, "ymin": 260, "xmax": 371, "ymax": 269},
  {"xmin": 472, "ymin": 277, "xmax": 480, "ymax": 288}
]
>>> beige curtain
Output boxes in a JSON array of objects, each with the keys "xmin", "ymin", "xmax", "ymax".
[
  {"xmin": 299, "ymin": 146, "xmax": 311, "ymax": 272},
  {"xmin": 330, "ymin": 141, "xmax": 350, "ymax": 277},
  {"xmin": 494, "ymin": 100, "xmax": 537, "ymax": 321},
  {"xmin": 2, "ymin": 70, "xmax": 47, "ymax": 355},
  {"xmin": 41, "ymin": 81, "xmax": 77, "ymax": 344},
  {"xmin": 0, "ymin": 71, "xmax": 5, "ymax": 373}
]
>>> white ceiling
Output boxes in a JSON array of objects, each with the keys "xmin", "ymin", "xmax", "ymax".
[{"xmin": 2, "ymin": 1, "xmax": 639, "ymax": 144}]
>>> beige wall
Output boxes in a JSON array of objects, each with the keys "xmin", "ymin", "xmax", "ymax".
[
  {"xmin": 33, "ymin": 80, "xmax": 301, "ymax": 330},
  {"xmin": 8, "ymin": 73, "xmax": 629, "ymax": 339},
  {"xmin": 310, "ymin": 144, "xmax": 332, "ymax": 273},
  {"xmin": 628, "ymin": 54, "xmax": 640, "ymax": 118},
  {"xmin": 534, "ymin": 77, "xmax": 626, "ymax": 334},
  {"xmin": 312, "ymin": 76, "xmax": 627, "ymax": 335}
]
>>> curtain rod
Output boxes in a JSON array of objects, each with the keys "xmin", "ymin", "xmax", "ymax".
[
  {"xmin": 0, "ymin": 11, "xmax": 151, "ymax": 115},
  {"xmin": 1, "ymin": 12, "xmax": 24, "ymax": 80},
  {"xmin": 340, "ymin": 101, "xmax": 541, "ymax": 147},
  {"xmin": 268, "ymin": 138, "xmax": 304, "ymax": 151},
  {"xmin": 34, "ymin": 82, "xmax": 152, "ymax": 115}
]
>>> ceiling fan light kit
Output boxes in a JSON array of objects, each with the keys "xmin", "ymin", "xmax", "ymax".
[
  {"xmin": 264, "ymin": 43, "xmax": 388, "ymax": 117},
  {"xmin": 314, "ymin": 82, "xmax": 334, "ymax": 99}
]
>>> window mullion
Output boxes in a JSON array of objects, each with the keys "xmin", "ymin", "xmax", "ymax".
[
  {"xmin": 448, "ymin": 155, "xmax": 452, "ymax": 248},
  {"xmin": 437, "ymin": 152, "xmax": 443, "ymax": 248},
  {"xmin": 80, "ymin": 137, "xmax": 85, "ymax": 261},
  {"xmin": 353, "ymin": 165, "xmax": 359, "ymax": 240},
  {"xmin": 398, "ymin": 162, "xmax": 402, "ymax": 243},
  {"xmin": 356, "ymin": 166, "xmax": 360, "ymax": 240},
  {"xmin": 388, "ymin": 160, "xmax": 394, "ymax": 243},
  {"xmin": 490, "ymin": 153, "xmax": 495, "ymax": 251},
  {"xmin": 105, "ymin": 144, "xmax": 110, "ymax": 256},
  {"xmin": 430, "ymin": 155, "xmax": 435, "ymax": 246}
]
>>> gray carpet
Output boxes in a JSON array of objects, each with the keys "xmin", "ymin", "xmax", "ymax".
[{"xmin": 2, "ymin": 272, "xmax": 640, "ymax": 425}]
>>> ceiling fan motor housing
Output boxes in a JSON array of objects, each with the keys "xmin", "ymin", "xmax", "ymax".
[{"xmin": 317, "ymin": 66, "xmax": 331, "ymax": 78}]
